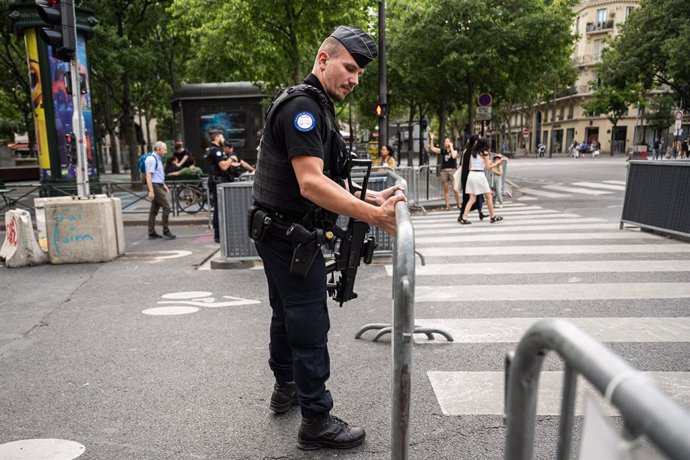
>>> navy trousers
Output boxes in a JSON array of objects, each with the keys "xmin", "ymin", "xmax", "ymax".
[{"xmin": 255, "ymin": 236, "xmax": 333, "ymax": 418}]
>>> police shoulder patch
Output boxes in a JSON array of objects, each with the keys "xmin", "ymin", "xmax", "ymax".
[
  {"xmin": 294, "ymin": 111, "xmax": 316, "ymax": 132},
  {"xmin": 216, "ymin": 151, "xmax": 222, "ymax": 157}
]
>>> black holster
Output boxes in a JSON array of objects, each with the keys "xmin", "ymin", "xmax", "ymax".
[{"xmin": 247, "ymin": 205, "xmax": 271, "ymax": 242}]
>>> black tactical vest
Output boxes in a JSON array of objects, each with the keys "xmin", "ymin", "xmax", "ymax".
[
  {"xmin": 252, "ymin": 84, "xmax": 349, "ymax": 219},
  {"xmin": 205, "ymin": 145, "xmax": 232, "ymax": 183}
]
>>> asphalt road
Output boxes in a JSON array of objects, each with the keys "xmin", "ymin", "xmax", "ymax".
[{"xmin": 1, "ymin": 156, "xmax": 688, "ymax": 459}]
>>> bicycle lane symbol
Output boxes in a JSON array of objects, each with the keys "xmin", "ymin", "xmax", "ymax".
[{"xmin": 142, "ymin": 291, "xmax": 260, "ymax": 316}]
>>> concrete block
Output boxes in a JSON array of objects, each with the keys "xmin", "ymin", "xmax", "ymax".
[
  {"xmin": 0, "ymin": 209, "xmax": 48, "ymax": 268},
  {"xmin": 110, "ymin": 197, "xmax": 126, "ymax": 256},
  {"xmin": 44, "ymin": 197, "xmax": 119, "ymax": 264},
  {"xmin": 34, "ymin": 196, "xmax": 81, "ymax": 251}
]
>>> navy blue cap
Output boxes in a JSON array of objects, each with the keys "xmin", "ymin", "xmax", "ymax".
[{"xmin": 330, "ymin": 26, "xmax": 378, "ymax": 68}]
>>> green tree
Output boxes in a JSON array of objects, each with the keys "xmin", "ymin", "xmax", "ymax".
[
  {"xmin": 0, "ymin": 0, "xmax": 33, "ymax": 147},
  {"xmin": 583, "ymin": 82, "xmax": 638, "ymax": 156},
  {"xmin": 597, "ymin": 0, "xmax": 690, "ymax": 103},
  {"xmin": 387, "ymin": 0, "xmax": 576, "ymax": 154},
  {"xmin": 170, "ymin": 0, "xmax": 372, "ymax": 87}
]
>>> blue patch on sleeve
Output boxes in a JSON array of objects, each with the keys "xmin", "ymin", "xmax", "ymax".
[{"xmin": 294, "ymin": 112, "xmax": 316, "ymax": 132}]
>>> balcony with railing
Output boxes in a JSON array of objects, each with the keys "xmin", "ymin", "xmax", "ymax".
[
  {"xmin": 586, "ymin": 20, "xmax": 614, "ymax": 33},
  {"xmin": 572, "ymin": 53, "xmax": 603, "ymax": 67}
]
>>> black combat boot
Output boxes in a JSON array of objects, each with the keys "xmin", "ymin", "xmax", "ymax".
[
  {"xmin": 297, "ymin": 414, "xmax": 366, "ymax": 450},
  {"xmin": 270, "ymin": 381, "xmax": 298, "ymax": 414}
]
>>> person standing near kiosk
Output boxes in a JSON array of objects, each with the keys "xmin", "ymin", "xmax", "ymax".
[
  {"xmin": 205, "ymin": 130, "xmax": 234, "ymax": 243},
  {"xmin": 249, "ymin": 26, "xmax": 405, "ymax": 451}
]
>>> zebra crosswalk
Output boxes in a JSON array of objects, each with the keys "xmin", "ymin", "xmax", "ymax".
[
  {"xmin": 520, "ymin": 179, "xmax": 627, "ymax": 198},
  {"xmin": 399, "ymin": 201, "xmax": 690, "ymax": 417}
]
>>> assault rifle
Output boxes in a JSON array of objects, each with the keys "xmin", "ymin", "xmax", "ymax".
[
  {"xmin": 325, "ymin": 158, "xmax": 377, "ymax": 306},
  {"xmin": 282, "ymin": 158, "xmax": 377, "ymax": 306}
]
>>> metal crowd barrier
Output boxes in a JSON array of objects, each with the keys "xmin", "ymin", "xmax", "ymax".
[
  {"xmin": 0, "ymin": 179, "xmax": 209, "ymax": 219},
  {"xmin": 389, "ymin": 172, "xmax": 415, "ymax": 460},
  {"xmin": 415, "ymin": 164, "xmax": 444, "ymax": 206},
  {"xmin": 504, "ymin": 318, "xmax": 690, "ymax": 460},
  {"xmin": 621, "ymin": 160, "xmax": 690, "ymax": 238}
]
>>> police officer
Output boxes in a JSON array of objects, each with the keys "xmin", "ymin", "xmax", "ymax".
[
  {"xmin": 251, "ymin": 26, "xmax": 406, "ymax": 451},
  {"xmin": 205, "ymin": 130, "xmax": 233, "ymax": 243}
]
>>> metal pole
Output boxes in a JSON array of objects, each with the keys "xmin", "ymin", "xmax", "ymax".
[
  {"xmin": 378, "ymin": 0, "xmax": 387, "ymax": 153},
  {"xmin": 67, "ymin": 2, "xmax": 89, "ymax": 197}
]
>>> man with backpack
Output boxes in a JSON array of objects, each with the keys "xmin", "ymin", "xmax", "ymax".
[{"xmin": 144, "ymin": 141, "xmax": 176, "ymax": 240}]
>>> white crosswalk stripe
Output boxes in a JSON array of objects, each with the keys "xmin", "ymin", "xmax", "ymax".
[
  {"xmin": 543, "ymin": 184, "xmax": 612, "ymax": 195},
  {"xmin": 387, "ymin": 260, "xmax": 690, "ymax": 276},
  {"xmin": 519, "ymin": 187, "xmax": 570, "ymax": 198},
  {"xmin": 414, "ymin": 218, "xmax": 607, "ymax": 234},
  {"xmin": 415, "ymin": 231, "xmax": 656, "ymax": 245},
  {"xmin": 416, "ymin": 244, "xmax": 690, "ymax": 257},
  {"xmin": 517, "ymin": 180, "xmax": 627, "ymax": 198},
  {"xmin": 573, "ymin": 181, "xmax": 627, "ymax": 191},
  {"xmin": 404, "ymin": 199, "xmax": 690, "ymax": 417},
  {"xmin": 428, "ymin": 371, "xmax": 689, "ymax": 416}
]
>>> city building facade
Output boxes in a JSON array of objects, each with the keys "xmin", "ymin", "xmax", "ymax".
[{"xmin": 506, "ymin": 0, "xmax": 673, "ymax": 156}]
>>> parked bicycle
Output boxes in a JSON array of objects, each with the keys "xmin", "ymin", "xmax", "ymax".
[{"xmin": 173, "ymin": 181, "xmax": 207, "ymax": 214}]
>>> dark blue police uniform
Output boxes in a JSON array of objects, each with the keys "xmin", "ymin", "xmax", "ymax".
[
  {"xmin": 205, "ymin": 142, "xmax": 232, "ymax": 241},
  {"xmin": 249, "ymin": 25, "xmax": 378, "ymax": 451},
  {"xmin": 252, "ymin": 73, "xmax": 346, "ymax": 419}
]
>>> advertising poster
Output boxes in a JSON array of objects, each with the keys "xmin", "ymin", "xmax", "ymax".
[
  {"xmin": 199, "ymin": 112, "xmax": 247, "ymax": 154},
  {"xmin": 24, "ymin": 29, "xmax": 51, "ymax": 177},
  {"xmin": 48, "ymin": 34, "xmax": 97, "ymax": 179}
]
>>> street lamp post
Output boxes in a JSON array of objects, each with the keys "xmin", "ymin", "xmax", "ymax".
[{"xmin": 378, "ymin": 0, "xmax": 387, "ymax": 156}]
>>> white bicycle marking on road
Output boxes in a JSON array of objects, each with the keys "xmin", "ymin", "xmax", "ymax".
[{"xmin": 142, "ymin": 291, "xmax": 261, "ymax": 316}]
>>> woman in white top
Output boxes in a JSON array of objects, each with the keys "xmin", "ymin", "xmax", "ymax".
[{"xmin": 459, "ymin": 137, "xmax": 504, "ymax": 224}]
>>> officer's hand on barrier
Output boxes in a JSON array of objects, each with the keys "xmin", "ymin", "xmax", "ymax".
[
  {"xmin": 376, "ymin": 184, "xmax": 404, "ymax": 204},
  {"xmin": 376, "ymin": 194, "xmax": 407, "ymax": 237}
]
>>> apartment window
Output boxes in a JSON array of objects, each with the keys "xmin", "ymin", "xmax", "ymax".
[
  {"xmin": 568, "ymin": 104, "xmax": 574, "ymax": 120},
  {"xmin": 597, "ymin": 8, "xmax": 607, "ymax": 23},
  {"xmin": 625, "ymin": 6, "xmax": 635, "ymax": 18},
  {"xmin": 593, "ymin": 39, "xmax": 603, "ymax": 61},
  {"xmin": 559, "ymin": 106, "xmax": 565, "ymax": 121},
  {"xmin": 576, "ymin": 16, "xmax": 580, "ymax": 34}
]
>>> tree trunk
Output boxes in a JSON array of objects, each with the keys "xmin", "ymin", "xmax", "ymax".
[
  {"xmin": 407, "ymin": 98, "xmax": 415, "ymax": 166},
  {"xmin": 466, "ymin": 77, "xmax": 474, "ymax": 135},
  {"xmin": 122, "ymin": 72, "xmax": 139, "ymax": 181}
]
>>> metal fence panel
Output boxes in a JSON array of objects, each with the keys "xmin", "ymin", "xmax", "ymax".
[{"xmin": 621, "ymin": 161, "xmax": 690, "ymax": 238}]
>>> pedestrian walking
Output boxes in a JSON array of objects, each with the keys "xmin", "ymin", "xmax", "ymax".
[
  {"xmin": 249, "ymin": 25, "xmax": 405, "ymax": 451},
  {"xmin": 145, "ymin": 141, "xmax": 176, "ymax": 239},
  {"xmin": 490, "ymin": 153, "xmax": 504, "ymax": 208},
  {"xmin": 459, "ymin": 137, "xmax": 503, "ymax": 225},
  {"xmin": 567, "ymin": 139, "xmax": 577, "ymax": 158},
  {"xmin": 458, "ymin": 134, "xmax": 486, "ymax": 222},
  {"xmin": 428, "ymin": 134, "xmax": 461, "ymax": 210}
]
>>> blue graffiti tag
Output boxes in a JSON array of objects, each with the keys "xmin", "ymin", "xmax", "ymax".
[{"xmin": 51, "ymin": 207, "xmax": 94, "ymax": 254}]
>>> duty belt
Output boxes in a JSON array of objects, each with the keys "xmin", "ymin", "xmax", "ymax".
[{"xmin": 253, "ymin": 203, "xmax": 305, "ymax": 242}]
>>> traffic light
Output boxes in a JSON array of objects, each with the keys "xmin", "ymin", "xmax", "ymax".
[
  {"xmin": 375, "ymin": 103, "xmax": 387, "ymax": 118},
  {"xmin": 35, "ymin": 0, "xmax": 76, "ymax": 62},
  {"xmin": 65, "ymin": 131, "xmax": 77, "ymax": 163}
]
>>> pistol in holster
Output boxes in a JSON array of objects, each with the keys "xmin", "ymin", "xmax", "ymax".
[{"xmin": 286, "ymin": 222, "xmax": 323, "ymax": 278}]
